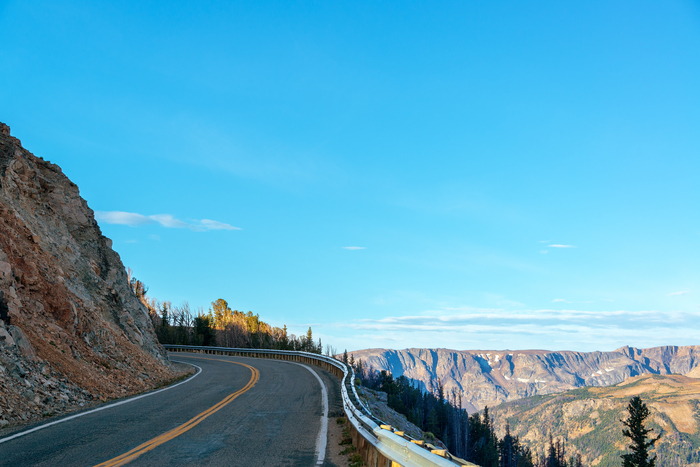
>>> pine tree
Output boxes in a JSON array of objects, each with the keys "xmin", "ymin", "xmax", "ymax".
[
  {"xmin": 211, "ymin": 298, "xmax": 230, "ymax": 328},
  {"xmin": 468, "ymin": 407, "xmax": 499, "ymax": 467},
  {"xmin": 545, "ymin": 434, "xmax": 560, "ymax": 467},
  {"xmin": 280, "ymin": 325, "xmax": 289, "ymax": 349},
  {"xmin": 304, "ymin": 327, "xmax": 313, "ymax": 351},
  {"xmin": 159, "ymin": 302, "xmax": 171, "ymax": 344},
  {"xmin": 499, "ymin": 423, "xmax": 515, "ymax": 467},
  {"xmin": 193, "ymin": 314, "xmax": 215, "ymax": 346},
  {"xmin": 160, "ymin": 302, "xmax": 169, "ymax": 327},
  {"xmin": 130, "ymin": 277, "xmax": 148, "ymax": 300},
  {"xmin": 621, "ymin": 396, "xmax": 660, "ymax": 467}
]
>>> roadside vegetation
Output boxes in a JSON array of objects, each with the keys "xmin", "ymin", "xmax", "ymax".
[
  {"xmin": 337, "ymin": 417, "xmax": 364, "ymax": 467},
  {"xmin": 129, "ymin": 276, "xmax": 324, "ymax": 353}
]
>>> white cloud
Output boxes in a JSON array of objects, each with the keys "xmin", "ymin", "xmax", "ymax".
[
  {"xmin": 668, "ymin": 291, "xmax": 691, "ymax": 296},
  {"xmin": 96, "ymin": 211, "xmax": 154, "ymax": 227},
  {"xmin": 342, "ymin": 246, "xmax": 366, "ymax": 250},
  {"xmin": 323, "ymin": 306, "xmax": 700, "ymax": 351},
  {"xmin": 149, "ymin": 214, "xmax": 193, "ymax": 230},
  {"xmin": 552, "ymin": 298, "xmax": 570, "ymax": 303},
  {"xmin": 549, "ymin": 244, "xmax": 576, "ymax": 248},
  {"xmin": 539, "ymin": 250, "xmax": 549, "ymax": 254},
  {"xmin": 199, "ymin": 219, "xmax": 241, "ymax": 230},
  {"xmin": 96, "ymin": 211, "xmax": 240, "ymax": 232}
]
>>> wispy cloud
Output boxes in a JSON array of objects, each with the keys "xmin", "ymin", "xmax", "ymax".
[
  {"xmin": 324, "ymin": 306, "xmax": 700, "ymax": 351},
  {"xmin": 549, "ymin": 244, "xmax": 576, "ymax": 248},
  {"xmin": 552, "ymin": 298, "xmax": 570, "ymax": 303},
  {"xmin": 539, "ymin": 250, "xmax": 549, "ymax": 254},
  {"xmin": 342, "ymin": 246, "xmax": 366, "ymax": 250},
  {"xmin": 333, "ymin": 310, "xmax": 695, "ymax": 331},
  {"xmin": 149, "ymin": 214, "xmax": 192, "ymax": 229},
  {"xmin": 200, "ymin": 219, "xmax": 241, "ymax": 231},
  {"xmin": 668, "ymin": 291, "xmax": 691, "ymax": 296},
  {"xmin": 98, "ymin": 211, "xmax": 153, "ymax": 226},
  {"xmin": 96, "ymin": 211, "xmax": 241, "ymax": 232}
]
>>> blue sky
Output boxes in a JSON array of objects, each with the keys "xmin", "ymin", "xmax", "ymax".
[{"xmin": 2, "ymin": 1, "xmax": 699, "ymax": 352}]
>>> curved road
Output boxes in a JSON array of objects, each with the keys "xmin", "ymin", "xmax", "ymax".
[{"xmin": 0, "ymin": 354, "xmax": 342, "ymax": 466}]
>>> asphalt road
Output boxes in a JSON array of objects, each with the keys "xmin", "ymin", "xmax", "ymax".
[{"xmin": 0, "ymin": 354, "xmax": 343, "ymax": 466}]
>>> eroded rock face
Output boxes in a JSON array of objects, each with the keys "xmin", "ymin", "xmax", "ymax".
[
  {"xmin": 0, "ymin": 122, "xmax": 178, "ymax": 429},
  {"xmin": 350, "ymin": 346, "xmax": 700, "ymax": 412}
]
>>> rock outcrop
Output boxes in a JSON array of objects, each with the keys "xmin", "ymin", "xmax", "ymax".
[
  {"xmin": 349, "ymin": 346, "xmax": 700, "ymax": 412},
  {"xmin": 0, "ymin": 122, "xmax": 180, "ymax": 429}
]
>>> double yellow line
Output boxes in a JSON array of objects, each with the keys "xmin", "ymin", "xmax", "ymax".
[{"xmin": 95, "ymin": 358, "xmax": 259, "ymax": 467}]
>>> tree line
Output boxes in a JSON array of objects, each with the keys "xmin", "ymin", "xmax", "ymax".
[{"xmin": 129, "ymin": 276, "xmax": 324, "ymax": 353}]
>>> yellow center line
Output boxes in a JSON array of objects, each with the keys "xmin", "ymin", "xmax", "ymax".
[{"xmin": 94, "ymin": 357, "xmax": 259, "ymax": 467}]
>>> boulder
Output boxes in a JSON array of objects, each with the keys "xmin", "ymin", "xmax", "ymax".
[{"xmin": 8, "ymin": 326, "xmax": 38, "ymax": 362}]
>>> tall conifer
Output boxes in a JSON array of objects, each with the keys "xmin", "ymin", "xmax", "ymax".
[{"xmin": 621, "ymin": 396, "xmax": 660, "ymax": 467}]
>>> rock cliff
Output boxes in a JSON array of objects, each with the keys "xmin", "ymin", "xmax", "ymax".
[
  {"xmin": 349, "ymin": 346, "xmax": 700, "ymax": 412},
  {"xmin": 0, "ymin": 122, "xmax": 180, "ymax": 430}
]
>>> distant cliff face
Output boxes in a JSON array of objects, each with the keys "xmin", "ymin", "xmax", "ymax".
[
  {"xmin": 0, "ymin": 122, "xmax": 179, "ymax": 429},
  {"xmin": 349, "ymin": 346, "xmax": 700, "ymax": 412}
]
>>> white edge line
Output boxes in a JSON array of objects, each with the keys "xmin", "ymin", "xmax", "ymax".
[
  {"xmin": 288, "ymin": 362, "xmax": 329, "ymax": 465},
  {"xmin": 0, "ymin": 360, "xmax": 202, "ymax": 445}
]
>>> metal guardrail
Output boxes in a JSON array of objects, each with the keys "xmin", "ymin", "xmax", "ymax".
[{"xmin": 163, "ymin": 345, "xmax": 477, "ymax": 467}]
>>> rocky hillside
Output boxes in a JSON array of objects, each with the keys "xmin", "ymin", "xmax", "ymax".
[
  {"xmin": 489, "ymin": 373, "xmax": 700, "ymax": 467},
  {"xmin": 356, "ymin": 386, "xmax": 433, "ymax": 443},
  {"xmin": 349, "ymin": 346, "xmax": 700, "ymax": 412},
  {"xmin": 0, "ymin": 122, "xmax": 182, "ymax": 430}
]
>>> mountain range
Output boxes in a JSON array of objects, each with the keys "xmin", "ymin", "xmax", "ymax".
[{"xmin": 349, "ymin": 346, "xmax": 700, "ymax": 412}]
